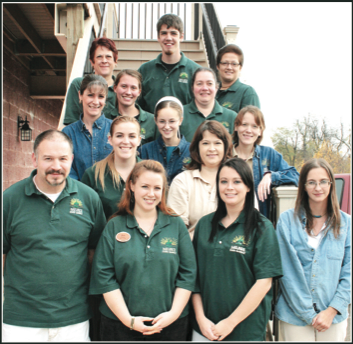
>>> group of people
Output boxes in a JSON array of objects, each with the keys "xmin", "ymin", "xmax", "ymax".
[{"xmin": 3, "ymin": 13, "xmax": 350, "ymax": 343}]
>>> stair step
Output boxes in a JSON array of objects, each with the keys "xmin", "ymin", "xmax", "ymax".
[
  {"xmin": 114, "ymin": 39, "xmax": 200, "ymax": 50},
  {"xmin": 115, "ymin": 59, "xmax": 208, "ymax": 71},
  {"xmin": 118, "ymin": 50, "xmax": 206, "ymax": 60}
]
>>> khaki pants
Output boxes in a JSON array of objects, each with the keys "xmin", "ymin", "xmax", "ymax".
[
  {"xmin": 278, "ymin": 319, "xmax": 347, "ymax": 342},
  {"xmin": 2, "ymin": 320, "xmax": 90, "ymax": 342}
]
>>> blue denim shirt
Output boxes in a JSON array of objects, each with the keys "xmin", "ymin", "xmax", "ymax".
[
  {"xmin": 252, "ymin": 145, "xmax": 299, "ymax": 218},
  {"xmin": 138, "ymin": 135, "xmax": 191, "ymax": 184},
  {"xmin": 275, "ymin": 208, "xmax": 351, "ymax": 326},
  {"xmin": 62, "ymin": 114, "xmax": 113, "ymax": 180}
]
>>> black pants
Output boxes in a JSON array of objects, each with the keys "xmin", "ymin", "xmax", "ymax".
[
  {"xmin": 100, "ymin": 313, "xmax": 189, "ymax": 341},
  {"xmin": 89, "ymin": 295, "xmax": 102, "ymax": 341}
]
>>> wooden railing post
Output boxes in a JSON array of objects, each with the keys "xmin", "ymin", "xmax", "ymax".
[
  {"xmin": 66, "ymin": 4, "xmax": 84, "ymax": 87},
  {"xmin": 223, "ymin": 25, "xmax": 240, "ymax": 44}
]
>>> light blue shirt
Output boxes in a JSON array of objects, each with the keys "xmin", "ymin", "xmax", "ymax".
[
  {"xmin": 62, "ymin": 114, "xmax": 112, "ymax": 180},
  {"xmin": 275, "ymin": 208, "xmax": 351, "ymax": 326}
]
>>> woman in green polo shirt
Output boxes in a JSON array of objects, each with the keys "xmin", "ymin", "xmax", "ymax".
[
  {"xmin": 180, "ymin": 67, "xmax": 237, "ymax": 142},
  {"xmin": 110, "ymin": 69, "xmax": 157, "ymax": 145},
  {"xmin": 191, "ymin": 158, "xmax": 283, "ymax": 341},
  {"xmin": 89, "ymin": 160, "xmax": 196, "ymax": 341},
  {"xmin": 81, "ymin": 116, "xmax": 141, "ymax": 220}
]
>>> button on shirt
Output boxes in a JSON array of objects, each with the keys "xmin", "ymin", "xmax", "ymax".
[
  {"xmin": 62, "ymin": 114, "xmax": 113, "ymax": 180},
  {"xmin": 89, "ymin": 211, "xmax": 196, "ymax": 319},
  {"xmin": 167, "ymin": 169, "xmax": 217, "ymax": 238},
  {"xmin": 275, "ymin": 208, "xmax": 351, "ymax": 326}
]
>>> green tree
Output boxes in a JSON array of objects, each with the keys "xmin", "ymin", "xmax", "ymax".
[{"xmin": 271, "ymin": 115, "xmax": 351, "ymax": 173}]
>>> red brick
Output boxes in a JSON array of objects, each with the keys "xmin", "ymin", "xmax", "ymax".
[
  {"xmin": 25, "ymin": 153, "xmax": 34, "ymax": 167},
  {"xmin": 3, "ymin": 85, "xmax": 11, "ymax": 103},
  {"xmin": 3, "ymin": 133, "xmax": 12, "ymax": 150},
  {"xmin": 9, "ymin": 103, "xmax": 19, "ymax": 121},
  {"xmin": 2, "ymin": 166, "xmax": 12, "ymax": 183},
  {"xmin": 22, "ymin": 141, "xmax": 34, "ymax": 154},
  {"xmin": 2, "ymin": 101, "xmax": 10, "ymax": 119},
  {"xmin": 3, "ymin": 117, "xmax": 15, "ymax": 136},
  {"xmin": 4, "ymin": 150, "xmax": 23, "ymax": 166}
]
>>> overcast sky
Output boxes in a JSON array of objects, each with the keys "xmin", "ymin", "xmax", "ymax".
[{"xmin": 214, "ymin": 2, "xmax": 352, "ymax": 146}]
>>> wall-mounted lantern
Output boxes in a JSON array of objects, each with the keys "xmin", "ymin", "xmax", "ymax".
[{"xmin": 18, "ymin": 116, "xmax": 32, "ymax": 141}]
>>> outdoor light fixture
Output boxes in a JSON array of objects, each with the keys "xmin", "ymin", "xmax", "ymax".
[{"xmin": 18, "ymin": 116, "xmax": 32, "ymax": 141}]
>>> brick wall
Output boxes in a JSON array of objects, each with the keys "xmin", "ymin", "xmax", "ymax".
[{"xmin": 3, "ymin": 50, "xmax": 64, "ymax": 190}]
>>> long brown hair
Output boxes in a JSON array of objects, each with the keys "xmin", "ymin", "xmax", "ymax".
[
  {"xmin": 294, "ymin": 158, "xmax": 341, "ymax": 237},
  {"xmin": 94, "ymin": 116, "xmax": 140, "ymax": 191},
  {"xmin": 111, "ymin": 160, "xmax": 177, "ymax": 219},
  {"xmin": 187, "ymin": 120, "xmax": 233, "ymax": 170},
  {"xmin": 233, "ymin": 105, "xmax": 265, "ymax": 147}
]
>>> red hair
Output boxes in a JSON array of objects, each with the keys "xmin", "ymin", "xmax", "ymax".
[
  {"xmin": 90, "ymin": 37, "xmax": 118, "ymax": 63},
  {"xmin": 110, "ymin": 160, "xmax": 177, "ymax": 220}
]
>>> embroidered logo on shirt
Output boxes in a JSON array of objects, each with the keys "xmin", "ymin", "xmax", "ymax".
[
  {"xmin": 161, "ymin": 237, "xmax": 178, "ymax": 254},
  {"xmin": 140, "ymin": 127, "xmax": 146, "ymax": 139},
  {"xmin": 183, "ymin": 157, "xmax": 191, "ymax": 165},
  {"xmin": 221, "ymin": 121, "xmax": 230, "ymax": 132},
  {"xmin": 178, "ymin": 72, "xmax": 188, "ymax": 83},
  {"xmin": 222, "ymin": 102, "xmax": 233, "ymax": 109},
  {"xmin": 230, "ymin": 235, "xmax": 249, "ymax": 254},
  {"xmin": 70, "ymin": 198, "xmax": 83, "ymax": 215}
]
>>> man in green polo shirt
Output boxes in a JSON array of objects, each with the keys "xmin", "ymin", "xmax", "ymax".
[
  {"xmin": 138, "ymin": 14, "xmax": 201, "ymax": 113},
  {"xmin": 216, "ymin": 44, "xmax": 260, "ymax": 113},
  {"xmin": 3, "ymin": 130, "xmax": 106, "ymax": 342},
  {"xmin": 63, "ymin": 37, "xmax": 118, "ymax": 125}
]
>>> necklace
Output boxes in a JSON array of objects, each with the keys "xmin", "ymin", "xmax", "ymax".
[
  {"xmin": 312, "ymin": 213, "xmax": 327, "ymax": 218},
  {"xmin": 135, "ymin": 216, "xmax": 157, "ymax": 236}
]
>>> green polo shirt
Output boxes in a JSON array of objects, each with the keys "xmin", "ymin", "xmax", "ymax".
[
  {"xmin": 81, "ymin": 157, "xmax": 142, "ymax": 220},
  {"xmin": 216, "ymin": 78, "xmax": 260, "ymax": 113},
  {"xmin": 109, "ymin": 104, "xmax": 157, "ymax": 145},
  {"xmin": 63, "ymin": 76, "xmax": 117, "ymax": 125},
  {"xmin": 138, "ymin": 52, "xmax": 201, "ymax": 113},
  {"xmin": 3, "ymin": 170, "xmax": 106, "ymax": 328},
  {"xmin": 89, "ymin": 211, "xmax": 196, "ymax": 319},
  {"xmin": 180, "ymin": 100, "xmax": 237, "ymax": 142},
  {"xmin": 192, "ymin": 211, "xmax": 283, "ymax": 341}
]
